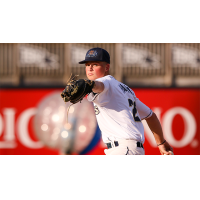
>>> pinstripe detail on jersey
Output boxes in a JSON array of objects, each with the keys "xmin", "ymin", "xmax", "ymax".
[
  {"xmin": 125, "ymin": 147, "xmax": 129, "ymax": 155},
  {"xmin": 91, "ymin": 93, "xmax": 100, "ymax": 101}
]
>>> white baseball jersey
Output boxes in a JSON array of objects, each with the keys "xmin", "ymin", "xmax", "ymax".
[{"xmin": 87, "ymin": 75, "xmax": 152, "ymax": 144}]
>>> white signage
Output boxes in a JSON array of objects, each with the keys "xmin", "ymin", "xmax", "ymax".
[{"xmin": 0, "ymin": 106, "xmax": 197, "ymax": 149}]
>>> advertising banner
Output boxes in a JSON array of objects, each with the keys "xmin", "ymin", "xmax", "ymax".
[
  {"xmin": 0, "ymin": 88, "xmax": 199, "ymax": 155},
  {"xmin": 134, "ymin": 89, "xmax": 200, "ymax": 155}
]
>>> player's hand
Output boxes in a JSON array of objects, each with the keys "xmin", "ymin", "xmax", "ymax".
[
  {"xmin": 61, "ymin": 75, "xmax": 95, "ymax": 104},
  {"xmin": 158, "ymin": 140, "xmax": 173, "ymax": 155}
]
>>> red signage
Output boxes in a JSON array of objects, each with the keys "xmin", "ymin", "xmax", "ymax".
[
  {"xmin": 134, "ymin": 89, "xmax": 200, "ymax": 155},
  {"xmin": 0, "ymin": 88, "xmax": 199, "ymax": 155}
]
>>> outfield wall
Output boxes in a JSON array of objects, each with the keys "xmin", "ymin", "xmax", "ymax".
[{"xmin": 0, "ymin": 88, "xmax": 199, "ymax": 155}]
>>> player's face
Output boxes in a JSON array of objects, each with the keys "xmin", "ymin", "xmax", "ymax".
[{"xmin": 85, "ymin": 61, "xmax": 109, "ymax": 80}]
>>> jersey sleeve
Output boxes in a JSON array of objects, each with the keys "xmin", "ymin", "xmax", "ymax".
[
  {"xmin": 135, "ymin": 98, "xmax": 153, "ymax": 120},
  {"xmin": 87, "ymin": 76, "xmax": 111, "ymax": 106}
]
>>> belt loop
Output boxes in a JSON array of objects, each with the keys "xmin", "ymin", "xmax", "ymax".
[
  {"xmin": 111, "ymin": 140, "xmax": 115, "ymax": 148},
  {"xmin": 108, "ymin": 138, "xmax": 113, "ymax": 148},
  {"xmin": 137, "ymin": 141, "xmax": 144, "ymax": 148},
  {"xmin": 106, "ymin": 141, "xmax": 119, "ymax": 149},
  {"xmin": 114, "ymin": 141, "xmax": 119, "ymax": 147}
]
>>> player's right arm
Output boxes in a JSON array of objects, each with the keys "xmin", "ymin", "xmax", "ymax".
[
  {"xmin": 87, "ymin": 77, "xmax": 110, "ymax": 106},
  {"xmin": 92, "ymin": 81, "xmax": 104, "ymax": 93}
]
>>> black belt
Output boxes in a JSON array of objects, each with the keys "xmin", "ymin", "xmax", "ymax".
[{"xmin": 106, "ymin": 141, "xmax": 143, "ymax": 149}]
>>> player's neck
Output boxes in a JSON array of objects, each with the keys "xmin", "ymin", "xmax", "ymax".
[{"xmin": 104, "ymin": 71, "xmax": 110, "ymax": 76}]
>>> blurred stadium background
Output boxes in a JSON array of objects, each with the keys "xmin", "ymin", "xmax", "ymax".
[{"xmin": 0, "ymin": 43, "xmax": 199, "ymax": 155}]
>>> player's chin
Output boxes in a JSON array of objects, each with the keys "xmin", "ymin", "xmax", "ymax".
[{"xmin": 87, "ymin": 75, "xmax": 96, "ymax": 81}]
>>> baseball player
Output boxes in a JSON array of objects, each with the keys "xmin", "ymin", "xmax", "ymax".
[{"xmin": 61, "ymin": 47, "xmax": 173, "ymax": 155}]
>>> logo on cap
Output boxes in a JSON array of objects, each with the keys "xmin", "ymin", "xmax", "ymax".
[{"xmin": 86, "ymin": 50, "xmax": 98, "ymax": 58}]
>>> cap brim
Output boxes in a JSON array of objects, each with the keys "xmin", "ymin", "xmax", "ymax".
[
  {"xmin": 78, "ymin": 58, "xmax": 104, "ymax": 64},
  {"xmin": 78, "ymin": 60, "xmax": 87, "ymax": 64}
]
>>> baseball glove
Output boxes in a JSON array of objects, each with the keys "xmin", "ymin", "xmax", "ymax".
[{"xmin": 61, "ymin": 75, "xmax": 95, "ymax": 104}]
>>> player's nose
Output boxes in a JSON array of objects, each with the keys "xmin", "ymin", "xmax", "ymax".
[{"xmin": 88, "ymin": 65, "xmax": 93, "ymax": 70}]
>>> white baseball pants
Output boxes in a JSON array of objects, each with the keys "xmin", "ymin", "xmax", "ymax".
[{"xmin": 104, "ymin": 140, "xmax": 145, "ymax": 155}]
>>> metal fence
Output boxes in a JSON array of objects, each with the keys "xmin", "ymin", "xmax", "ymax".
[
  {"xmin": 0, "ymin": 43, "xmax": 200, "ymax": 87},
  {"xmin": 19, "ymin": 43, "xmax": 65, "ymax": 77},
  {"xmin": 0, "ymin": 44, "xmax": 18, "ymax": 84},
  {"xmin": 172, "ymin": 43, "xmax": 200, "ymax": 76},
  {"xmin": 122, "ymin": 43, "xmax": 166, "ymax": 76}
]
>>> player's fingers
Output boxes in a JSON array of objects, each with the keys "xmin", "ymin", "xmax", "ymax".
[
  {"xmin": 163, "ymin": 152, "xmax": 170, "ymax": 155},
  {"xmin": 168, "ymin": 151, "xmax": 174, "ymax": 155},
  {"xmin": 158, "ymin": 146, "xmax": 169, "ymax": 155},
  {"xmin": 162, "ymin": 149, "xmax": 171, "ymax": 155},
  {"xmin": 164, "ymin": 150, "xmax": 174, "ymax": 155}
]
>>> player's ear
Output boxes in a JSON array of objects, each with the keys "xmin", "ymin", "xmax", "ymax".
[{"xmin": 105, "ymin": 63, "xmax": 110, "ymax": 72}]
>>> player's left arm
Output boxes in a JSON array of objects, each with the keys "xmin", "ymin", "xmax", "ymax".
[
  {"xmin": 145, "ymin": 112, "xmax": 173, "ymax": 155},
  {"xmin": 92, "ymin": 81, "xmax": 104, "ymax": 93}
]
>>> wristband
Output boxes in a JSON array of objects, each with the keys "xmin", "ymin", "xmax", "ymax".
[{"xmin": 157, "ymin": 140, "xmax": 166, "ymax": 146}]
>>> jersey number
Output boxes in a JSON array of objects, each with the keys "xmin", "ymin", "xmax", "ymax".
[{"xmin": 128, "ymin": 99, "xmax": 141, "ymax": 122}]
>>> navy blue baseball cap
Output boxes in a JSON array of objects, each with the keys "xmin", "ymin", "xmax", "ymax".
[{"xmin": 79, "ymin": 47, "xmax": 110, "ymax": 64}]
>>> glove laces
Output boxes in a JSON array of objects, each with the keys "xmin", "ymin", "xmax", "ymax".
[{"xmin": 65, "ymin": 74, "xmax": 80, "ymax": 124}]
